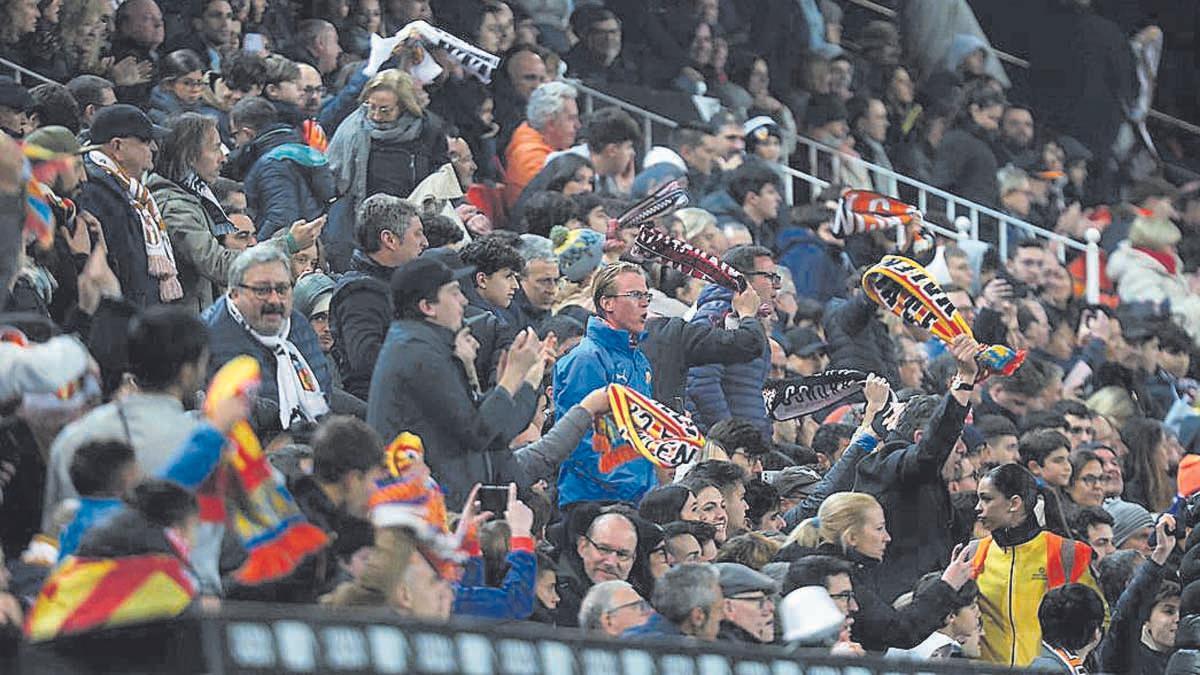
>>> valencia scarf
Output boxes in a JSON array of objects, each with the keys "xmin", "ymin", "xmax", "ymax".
[
  {"xmin": 628, "ymin": 180, "xmax": 747, "ymax": 292},
  {"xmin": 862, "ymin": 255, "xmax": 1024, "ymax": 382},
  {"xmin": 592, "ymin": 384, "xmax": 706, "ymax": 472},
  {"xmin": 763, "ymin": 369, "xmax": 869, "ymax": 422},
  {"xmin": 199, "ymin": 356, "xmax": 328, "ymax": 584},
  {"xmin": 22, "ymin": 141, "xmax": 80, "ymax": 249},
  {"xmin": 833, "ymin": 189, "xmax": 932, "ymax": 255},
  {"xmin": 87, "ymin": 150, "xmax": 183, "ymax": 302},
  {"xmin": 180, "ymin": 171, "xmax": 236, "ymax": 238},
  {"xmin": 225, "ymin": 297, "xmax": 329, "ymax": 429}
]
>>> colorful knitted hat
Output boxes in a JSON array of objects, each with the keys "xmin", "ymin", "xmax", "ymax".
[{"xmin": 551, "ymin": 226, "xmax": 604, "ymax": 282}]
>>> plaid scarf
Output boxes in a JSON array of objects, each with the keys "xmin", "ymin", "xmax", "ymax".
[
  {"xmin": 862, "ymin": 255, "xmax": 1024, "ymax": 383},
  {"xmin": 763, "ymin": 369, "xmax": 869, "ymax": 421},
  {"xmin": 833, "ymin": 189, "xmax": 931, "ymax": 255},
  {"xmin": 199, "ymin": 356, "xmax": 328, "ymax": 584},
  {"xmin": 87, "ymin": 150, "xmax": 183, "ymax": 301},
  {"xmin": 592, "ymin": 384, "xmax": 705, "ymax": 472}
]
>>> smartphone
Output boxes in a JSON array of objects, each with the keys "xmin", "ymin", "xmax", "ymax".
[
  {"xmin": 477, "ymin": 485, "xmax": 508, "ymax": 516},
  {"xmin": 243, "ymin": 33, "xmax": 266, "ymax": 53},
  {"xmin": 760, "ymin": 470, "xmax": 783, "ymax": 485}
]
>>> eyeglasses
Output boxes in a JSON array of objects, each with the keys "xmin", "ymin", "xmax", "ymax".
[
  {"xmin": 828, "ymin": 590, "xmax": 856, "ymax": 604},
  {"xmin": 366, "ymin": 103, "xmax": 395, "ymax": 117},
  {"xmin": 1077, "ymin": 475, "xmax": 1104, "ymax": 487},
  {"xmin": 178, "ymin": 78, "xmax": 207, "ymax": 89},
  {"xmin": 303, "ymin": 85, "xmax": 327, "ymax": 97},
  {"xmin": 728, "ymin": 594, "xmax": 773, "ymax": 611},
  {"xmin": 605, "ymin": 291, "xmax": 652, "ymax": 303},
  {"xmin": 606, "ymin": 598, "xmax": 650, "ymax": 615},
  {"xmin": 238, "ymin": 283, "xmax": 292, "ymax": 299},
  {"xmin": 583, "ymin": 535, "xmax": 634, "ymax": 563},
  {"xmin": 746, "ymin": 271, "xmax": 783, "ymax": 286}
]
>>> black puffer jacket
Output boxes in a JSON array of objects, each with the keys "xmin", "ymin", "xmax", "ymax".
[
  {"xmin": 931, "ymin": 120, "xmax": 1000, "ymax": 212},
  {"xmin": 821, "ymin": 293, "xmax": 900, "ymax": 385},
  {"xmin": 1166, "ymin": 615, "xmax": 1200, "ymax": 675},
  {"xmin": 329, "ymin": 250, "xmax": 394, "ymax": 401}
]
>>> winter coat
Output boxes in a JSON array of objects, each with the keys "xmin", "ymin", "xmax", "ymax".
[
  {"xmin": 685, "ymin": 284, "xmax": 772, "ymax": 436},
  {"xmin": 326, "ymin": 107, "xmax": 448, "ymax": 211},
  {"xmin": 974, "ymin": 523, "xmax": 1104, "ymax": 667},
  {"xmin": 931, "ymin": 121, "xmax": 1000, "ymax": 212},
  {"xmin": 77, "ymin": 157, "xmax": 160, "ymax": 308},
  {"xmin": 106, "ymin": 37, "xmax": 157, "ymax": 108},
  {"xmin": 553, "ymin": 316, "xmax": 657, "ymax": 507},
  {"xmin": 147, "ymin": 86, "xmax": 222, "ymax": 126},
  {"xmin": 552, "ymin": 551, "xmax": 591, "ymax": 627},
  {"xmin": 777, "ymin": 226, "xmax": 854, "ymax": 303},
  {"xmin": 1108, "ymin": 242, "xmax": 1200, "ymax": 346},
  {"xmin": 1167, "ymin": 615, "xmax": 1200, "ymax": 675},
  {"xmin": 853, "ymin": 394, "xmax": 970, "ymax": 603},
  {"xmin": 453, "ymin": 537, "xmax": 536, "ymax": 620},
  {"xmin": 821, "ymin": 294, "xmax": 901, "ymax": 384},
  {"xmin": 504, "ymin": 122, "xmax": 554, "ymax": 208},
  {"xmin": 1099, "ymin": 558, "xmax": 1173, "ymax": 675},
  {"xmin": 202, "ymin": 296, "xmax": 333, "ymax": 434},
  {"xmin": 365, "ymin": 319, "xmax": 538, "ymax": 508},
  {"xmin": 224, "ymin": 124, "xmax": 336, "ymax": 238},
  {"xmin": 813, "ymin": 542, "xmax": 962, "ymax": 653},
  {"xmin": 328, "ymin": 250, "xmax": 395, "ymax": 401},
  {"xmin": 641, "ymin": 314, "xmax": 767, "ymax": 413}
]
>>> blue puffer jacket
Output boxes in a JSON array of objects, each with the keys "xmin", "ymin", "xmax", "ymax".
[
  {"xmin": 225, "ymin": 124, "xmax": 337, "ymax": 238},
  {"xmin": 685, "ymin": 284, "xmax": 771, "ymax": 436},
  {"xmin": 776, "ymin": 226, "xmax": 854, "ymax": 303},
  {"xmin": 453, "ymin": 539, "xmax": 536, "ymax": 620},
  {"xmin": 554, "ymin": 316, "xmax": 657, "ymax": 507}
]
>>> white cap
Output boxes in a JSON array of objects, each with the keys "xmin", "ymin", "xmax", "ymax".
[{"xmin": 780, "ymin": 586, "xmax": 844, "ymax": 645}]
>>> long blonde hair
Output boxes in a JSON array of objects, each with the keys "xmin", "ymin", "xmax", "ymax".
[
  {"xmin": 784, "ymin": 492, "xmax": 879, "ymax": 553},
  {"xmin": 359, "ymin": 69, "xmax": 424, "ymax": 117}
]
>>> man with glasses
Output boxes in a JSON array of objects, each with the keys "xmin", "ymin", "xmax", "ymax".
[
  {"xmin": 785, "ymin": 555, "xmax": 860, "ymax": 647},
  {"xmin": 578, "ymin": 580, "xmax": 652, "ymax": 637},
  {"xmin": 716, "ymin": 563, "xmax": 779, "ymax": 644},
  {"xmin": 687, "ymin": 245, "xmax": 777, "ymax": 437},
  {"xmin": 556, "ymin": 511, "xmax": 640, "ymax": 627},
  {"xmin": 554, "ymin": 262, "xmax": 658, "ymax": 506},
  {"xmin": 204, "ymin": 246, "xmax": 332, "ymax": 434}
]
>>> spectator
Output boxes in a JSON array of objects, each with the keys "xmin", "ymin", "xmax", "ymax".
[
  {"xmin": 365, "ymin": 256, "xmax": 547, "ymax": 507},
  {"xmin": 203, "ymin": 245, "xmax": 332, "ymax": 434},
  {"xmin": 1108, "ymin": 215, "xmax": 1200, "ymax": 348},
  {"xmin": 549, "ymin": 108, "xmax": 640, "ymax": 198},
  {"xmin": 1070, "ymin": 506, "xmax": 1116, "ymax": 563},
  {"xmin": 994, "ymin": 104, "xmax": 1036, "ymax": 167},
  {"xmin": 1104, "ymin": 499, "xmax": 1154, "ymax": 556},
  {"xmin": 931, "ymin": 82, "xmax": 1004, "ymax": 211},
  {"xmin": 624, "ymin": 562, "xmax": 723, "ymax": 641},
  {"xmin": 683, "ymin": 462, "xmax": 750, "ymax": 537},
  {"xmin": 293, "ymin": 271, "xmax": 336, "ymax": 358},
  {"xmin": 847, "ymin": 96, "xmax": 892, "ymax": 193},
  {"xmin": 563, "ymin": 7, "xmax": 641, "ymax": 86},
  {"xmin": 700, "ymin": 162, "xmax": 783, "ymax": 251},
  {"xmin": 499, "ymin": 234, "xmax": 558, "ymax": 331},
  {"xmin": 165, "ymin": 0, "xmax": 233, "ymax": 70},
  {"xmin": 57, "ymin": 440, "xmax": 139, "ymax": 559},
  {"xmin": 1166, "ymin": 582, "xmax": 1200, "ymax": 674},
  {"xmin": 706, "ymin": 419, "xmax": 771, "ymax": 477},
  {"xmin": 973, "ymin": 464, "xmax": 1103, "ymax": 666},
  {"xmin": 286, "ymin": 19, "xmax": 342, "ymax": 84},
  {"xmin": 1120, "ymin": 417, "xmax": 1175, "ymax": 513},
  {"xmin": 1030, "ymin": 584, "xmax": 1107, "ymax": 672},
  {"xmin": 577, "ymin": 579, "xmax": 652, "ymax": 637},
  {"xmin": 225, "ymin": 96, "xmax": 336, "ymax": 239},
  {"xmin": 1098, "ymin": 515, "xmax": 1177, "ymax": 674},
  {"xmin": 715, "ymin": 562, "xmax": 778, "ymax": 644},
  {"xmin": 66, "ymin": 75, "xmax": 117, "ymax": 130},
  {"xmin": 1065, "ymin": 449, "xmax": 1105, "ymax": 510},
  {"xmin": 777, "ymin": 203, "xmax": 853, "ymax": 304},
  {"xmin": 148, "ymin": 50, "xmax": 220, "ymax": 125},
  {"xmin": 328, "ymin": 194, "xmax": 427, "ymax": 400},
  {"xmin": 782, "ymin": 554, "xmax": 860, "ymax": 650},
  {"xmin": 504, "ymin": 82, "xmax": 580, "ymax": 208},
  {"xmin": 686, "ymin": 245, "xmax": 776, "ymax": 435},
  {"xmin": 28, "ymin": 83, "xmax": 82, "ymax": 135},
  {"xmin": 553, "ymin": 262, "xmax": 656, "ymax": 506},
  {"xmin": 555, "ymin": 510, "xmax": 640, "ymax": 627},
  {"xmin": 460, "ymin": 236, "xmax": 524, "ymax": 322},
  {"xmin": 108, "ymin": 0, "xmax": 165, "ymax": 107}
]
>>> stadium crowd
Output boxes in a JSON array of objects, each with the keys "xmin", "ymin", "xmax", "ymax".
[{"xmin": 2, "ymin": 0, "xmax": 1200, "ymax": 672}]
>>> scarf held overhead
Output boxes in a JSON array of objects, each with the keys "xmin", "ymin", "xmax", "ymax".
[
  {"xmin": 833, "ymin": 189, "xmax": 931, "ymax": 254},
  {"xmin": 763, "ymin": 369, "xmax": 869, "ymax": 422},
  {"xmin": 87, "ymin": 150, "xmax": 183, "ymax": 302},
  {"xmin": 862, "ymin": 255, "xmax": 1024, "ymax": 382},
  {"xmin": 593, "ymin": 384, "xmax": 706, "ymax": 471},
  {"xmin": 199, "ymin": 356, "xmax": 328, "ymax": 584},
  {"xmin": 628, "ymin": 181, "xmax": 747, "ymax": 292}
]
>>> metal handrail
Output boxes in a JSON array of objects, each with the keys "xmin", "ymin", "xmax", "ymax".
[
  {"xmin": 571, "ymin": 79, "xmax": 1103, "ymax": 303},
  {"xmin": 839, "ymin": 0, "xmax": 1200, "ymax": 138},
  {"xmin": 0, "ymin": 56, "xmax": 57, "ymax": 87}
]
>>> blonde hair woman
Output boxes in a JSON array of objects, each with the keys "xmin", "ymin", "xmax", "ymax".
[
  {"xmin": 785, "ymin": 491, "xmax": 976, "ymax": 653},
  {"xmin": 326, "ymin": 68, "xmax": 449, "ymax": 216}
]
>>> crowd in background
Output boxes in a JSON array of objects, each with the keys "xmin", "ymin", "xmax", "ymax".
[{"xmin": 3, "ymin": 0, "xmax": 1200, "ymax": 672}]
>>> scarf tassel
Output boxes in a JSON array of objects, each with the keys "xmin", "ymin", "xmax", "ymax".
[{"xmin": 232, "ymin": 521, "xmax": 329, "ymax": 585}]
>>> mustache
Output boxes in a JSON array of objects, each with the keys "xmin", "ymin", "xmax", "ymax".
[{"xmin": 261, "ymin": 303, "xmax": 286, "ymax": 315}]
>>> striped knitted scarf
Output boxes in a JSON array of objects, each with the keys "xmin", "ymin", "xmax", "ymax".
[
  {"xmin": 862, "ymin": 255, "xmax": 1024, "ymax": 383},
  {"xmin": 833, "ymin": 189, "xmax": 931, "ymax": 255},
  {"xmin": 628, "ymin": 181, "xmax": 747, "ymax": 292},
  {"xmin": 763, "ymin": 369, "xmax": 869, "ymax": 422},
  {"xmin": 593, "ymin": 384, "xmax": 706, "ymax": 472}
]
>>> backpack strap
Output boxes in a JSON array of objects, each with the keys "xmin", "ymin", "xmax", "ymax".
[{"xmin": 971, "ymin": 536, "xmax": 991, "ymax": 578}]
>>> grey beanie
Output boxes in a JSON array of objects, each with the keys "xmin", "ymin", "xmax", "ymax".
[{"xmin": 1103, "ymin": 498, "xmax": 1155, "ymax": 548}]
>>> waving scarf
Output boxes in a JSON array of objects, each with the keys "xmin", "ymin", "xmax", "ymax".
[
  {"xmin": 225, "ymin": 298, "xmax": 329, "ymax": 429},
  {"xmin": 862, "ymin": 255, "xmax": 1024, "ymax": 382},
  {"xmin": 180, "ymin": 171, "xmax": 236, "ymax": 237},
  {"xmin": 87, "ymin": 150, "xmax": 183, "ymax": 301},
  {"xmin": 22, "ymin": 141, "xmax": 81, "ymax": 249},
  {"xmin": 763, "ymin": 369, "xmax": 869, "ymax": 422},
  {"xmin": 627, "ymin": 180, "xmax": 747, "ymax": 292},
  {"xmin": 593, "ymin": 384, "xmax": 706, "ymax": 472},
  {"xmin": 200, "ymin": 357, "xmax": 328, "ymax": 584},
  {"xmin": 833, "ymin": 189, "xmax": 932, "ymax": 255}
]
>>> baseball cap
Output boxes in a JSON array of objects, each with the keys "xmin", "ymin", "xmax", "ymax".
[
  {"xmin": 772, "ymin": 465, "xmax": 823, "ymax": 499},
  {"xmin": 293, "ymin": 272, "xmax": 336, "ymax": 319},
  {"xmin": 716, "ymin": 562, "xmax": 780, "ymax": 597},
  {"xmin": 0, "ymin": 77, "xmax": 33, "ymax": 112},
  {"xmin": 25, "ymin": 126, "xmax": 99, "ymax": 156},
  {"xmin": 89, "ymin": 104, "xmax": 167, "ymax": 144},
  {"xmin": 390, "ymin": 256, "xmax": 473, "ymax": 311}
]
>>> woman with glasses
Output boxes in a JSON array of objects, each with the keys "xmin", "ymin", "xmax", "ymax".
[
  {"xmin": 786, "ymin": 491, "xmax": 976, "ymax": 652},
  {"xmin": 1066, "ymin": 448, "xmax": 1106, "ymax": 511},
  {"xmin": 326, "ymin": 68, "xmax": 449, "ymax": 225},
  {"xmin": 148, "ymin": 49, "xmax": 221, "ymax": 125}
]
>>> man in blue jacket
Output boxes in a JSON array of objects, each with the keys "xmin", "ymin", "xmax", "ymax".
[
  {"xmin": 686, "ymin": 245, "xmax": 777, "ymax": 436},
  {"xmin": 554, "ymin": 262, "xmax": 657, "ymax": 507}
]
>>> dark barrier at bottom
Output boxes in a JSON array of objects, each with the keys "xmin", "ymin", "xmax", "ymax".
[{"xmin": 11, "ymin": 602, "xmax": 1053, "ymax": 674}]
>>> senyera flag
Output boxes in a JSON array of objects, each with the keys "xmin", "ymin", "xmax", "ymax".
[
  {"xmin": 862, "ymin": 255, "xmax": 1025, "ymax": 383},
  {"xmin": 592, "ymin": 384, "xmax": 706, "ymax": 472},
  {"xmin": 625, "ymin": 181, "xmax": 748, "ymax": 292}
]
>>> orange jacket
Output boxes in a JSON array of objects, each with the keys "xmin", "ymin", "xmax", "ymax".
[{"xmin": 503, "ymin": 122, "xmax": 552, "ymax": 208}]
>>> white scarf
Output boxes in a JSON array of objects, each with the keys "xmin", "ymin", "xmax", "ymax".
[
  {"xmin": 87, "ymin": 150, "xmax": 183, "ymax": 302},
  {"xmin": 225, "ymin": 298, "xmax": 329, "ymax": 429}
]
